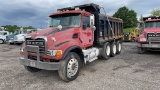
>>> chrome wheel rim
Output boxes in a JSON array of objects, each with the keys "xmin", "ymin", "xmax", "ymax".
[
  {"xmin": 67, "ymin": 58, "xmax": 78, "ymax": 78},
  {"xmin": 118, "ymin": 43, "xmax": 122, "ymax": 52},
  {"xmin": 106, "ymin": 45, "xmax": 110, "ymax": 56},
  {"xmin": 0, "ymin": 40, "xmax": 2, "ymax": 43},
  {"xmin": 113, "ymin": 44, "xmax": 116, "ymax": 54}
]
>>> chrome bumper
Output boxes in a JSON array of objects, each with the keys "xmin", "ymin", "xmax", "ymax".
[
  {"xmin": 138, "ymin": 43, "xmax": 160, "ymax": 48},
  {"xmin": 20, "ymin": 57, "xmax": 59, "ymax": 70},
  {"xmin": 138, "ymin": 37, "xmax": 160, "ymax": 48},
  {"xmin": 20, "ymin": 45, "xmax": 60, "ymax": 70}
]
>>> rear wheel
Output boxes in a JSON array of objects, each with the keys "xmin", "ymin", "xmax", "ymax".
[
  {"xmin": 101, "ymin": 42, "xmax": 110, "ymax": 60},
  {"xmin": 58, "ymin": 52, "xmax": 81, "ymax": 82},
  {"xmin": 110, "ymin": 42, "xmax": 116, "ymax": 57},
  {"xmin": 0, "ymin": 39, "xmax": 4, "ymax": 44},
  {"xmin": 116, "ymin": 41, "xmax": 122, "ymax": 54},
  {"xmin": 24, "ymin": 66, "xmax": 41, "ymax": 72}
]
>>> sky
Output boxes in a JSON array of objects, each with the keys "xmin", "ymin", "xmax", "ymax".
[{"xmin": 0, "ymin": 0, "xmax": 159, "ymax": 28}]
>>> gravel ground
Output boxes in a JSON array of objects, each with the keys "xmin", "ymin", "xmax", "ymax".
[{"xmin": 0, "ymin": 42, "xmax": 160, "ymax": 90}]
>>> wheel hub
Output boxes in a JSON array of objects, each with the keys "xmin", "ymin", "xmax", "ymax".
[{"xmin": 67, "ymin": 58, "xmax": 78, "ymax": 78}]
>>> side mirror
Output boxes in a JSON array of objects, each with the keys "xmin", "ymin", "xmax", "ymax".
[
  {"xmin": 83, "ymin": 25, "xmax": 87, "ymax": 30},
  {"xmin": 91, "ymin": 26, "xmax": 96, "ymax": 31}
]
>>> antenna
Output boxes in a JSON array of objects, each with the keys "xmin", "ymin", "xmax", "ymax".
[{"xmin": 100, "ymin": 7, "xmax": 115, "ymax": 39}]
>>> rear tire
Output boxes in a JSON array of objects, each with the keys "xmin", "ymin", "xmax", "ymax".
[
  {"xmin": 0, "ymin": 39, "xmax": 4, "ymax": 44},
  {"xmin": 58, "ymin": 52, "xmax": 81, "ymax": 82},
  {"xmin": 100, "ymin": 42, "xmax": 110, "ymax": 60},
  {"xmin": 110, "ymin": 42, "xmax": 116, "ymax": 57},
  {"xmin": 116, "ymin": 41, "xmax": 122, "ymax": 54},
  {"xmin": 24, "ymin": 66, "xmax": 41, "ymax": 72}
]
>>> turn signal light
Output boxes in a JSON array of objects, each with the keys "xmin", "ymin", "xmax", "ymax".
[{"xmin": 56, "ymin": 50, "xmax": 62, "ymax": 57}]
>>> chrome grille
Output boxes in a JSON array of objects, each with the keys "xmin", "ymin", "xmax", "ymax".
[
  {"xmin": 147, "ymin": 33, "xmax": 160, "ymax": 40},
  {"xmin": 26, "ymin": 38, "xmax": 46, "ymax": 54},
  {"xmin": 14, "ymin": 36, "xmax": 18, "ymax": 40}
]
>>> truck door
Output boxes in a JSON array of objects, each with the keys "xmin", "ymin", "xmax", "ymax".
[{"xmin": 81, "ymin": 16, "xmax": 93, "ymax": 47}]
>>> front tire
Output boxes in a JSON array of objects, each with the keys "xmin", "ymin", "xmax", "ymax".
[
  {"xmin": 0, "ymin": 39, "xmax": 4, "ymax": 44},
  {"xmin": 110, "ymin": 42, "xmax": 117, "ymax": 57},
  {"xmin": 138, "ymin": 47, "xmax": 145, "ymax": 54},
  {"xmin": 24, "ymin": 66, "xmax": 41, "ymax": 72},
  {"xmin": 58, "ymin": 52, "xmax": 81, "ymax": 82}
]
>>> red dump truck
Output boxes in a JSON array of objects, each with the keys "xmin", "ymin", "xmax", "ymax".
[
  {"xmin": 138, "ymin": 16, "xmax": 160, "ymax": 53},
  {"xmin": 20, "ymin": 3, "xmax": 123, "ymax": 81}
]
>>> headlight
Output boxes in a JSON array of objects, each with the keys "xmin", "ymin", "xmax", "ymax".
[
  {"xmin": 47, "ymin": 50, "xmax": 62, "ymax": 57},
  {"xmin": 140, "ymin": 38, "xmax": 146, "ymax": 41}
]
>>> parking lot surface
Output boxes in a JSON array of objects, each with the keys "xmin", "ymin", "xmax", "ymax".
[{"xmin": 0, "ymin": 42, "xmax": 160, "ymax": 90}]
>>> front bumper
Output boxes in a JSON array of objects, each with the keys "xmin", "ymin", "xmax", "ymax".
[
  {"xmin": 8, "ymin": 40, "xmax": 14, "ymax": 43},
  {"xmin": 20, "ymin": 45, "xmax": 60, "ymax": 70},
  {"xmin": 138, "ymin": 43, "xmax": 160, "ymax": 48},
  {"xmin": 14, "ymin": 40, "xmax": 23, "ymax": 44},
  {"xmin": 20, "ymin": 57, "xmax": 59, "ymax": 70},
  {"xmin": 138, "ymin": 37, "xmax": 160, "ymax": 48}
]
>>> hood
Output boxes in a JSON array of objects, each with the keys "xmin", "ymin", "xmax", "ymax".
[
  {"xmin": 144, "ymin": 28, "xmax": 160, "ymax": 33},
  {"xmin": 27, "ymin": 27, "xmax": 77, "ymax": 49},
  {"xmin": 27, "ymin": 27, "xmax": 71, "ymax": 38},
  {"xmin": 16, "ymin": 34, "xmax": 26, "ymax": 37}
]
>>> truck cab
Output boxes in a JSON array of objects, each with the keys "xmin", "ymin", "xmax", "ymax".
[
  {"xmin": 14, "ymin": 29, "xmax": 38, "ymax": 44},
  {"xmin": 0, "ymin": 31, "xmax": 10, "ymax": 44},
  {"xmin": 138, "ymin": 16, "xmax": 160, "ymax": 53},
  {"xmin": 6, "ymin": 30, "xmax": 21, "ymax": 44},
  {"xmin": 20, "ymin": 3, "xmax": 123, "ymax": 81}
]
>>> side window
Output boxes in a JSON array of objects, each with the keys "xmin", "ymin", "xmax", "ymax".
[
  {"xmin": 4, "ymin": 32, "xmax": 7, "ymax": 35},
  {"xmin": 83, "ymin": 16, "xmax": 90, "ymax": 27}
]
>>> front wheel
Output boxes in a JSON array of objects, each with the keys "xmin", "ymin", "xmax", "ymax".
[
  {"xmin": 138, "ymin": 47, "xmax": 145, "ymax": 54},
  {"xmin": 0, "ymin": 39, "xmax": 4, "ymax": 44},
  {"xmin": 58, "ymin": 52, "xmax": 81, "ymax": 82}
]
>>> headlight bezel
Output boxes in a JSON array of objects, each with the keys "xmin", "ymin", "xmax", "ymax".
[{"xmin": 47, "ymin": 50, "xmax": 62, "ymax": 57}]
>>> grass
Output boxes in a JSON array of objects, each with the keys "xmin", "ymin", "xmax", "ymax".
[{"xmin": 123, "ymin": 27, "xmax": 143, "ymax": 34}]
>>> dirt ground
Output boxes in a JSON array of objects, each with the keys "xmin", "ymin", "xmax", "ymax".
[{"xmin": 0, "ymin": 42, "xmax": 160, "ymax": 90}]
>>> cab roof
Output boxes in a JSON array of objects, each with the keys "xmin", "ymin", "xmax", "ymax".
[{"xmin": 57, "ymin": 3, "xmax": 100, "ymax": 14}]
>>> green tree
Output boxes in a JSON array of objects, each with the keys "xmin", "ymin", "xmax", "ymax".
[
  {"xmin": 24, "ymin": 26, "xmax": 35, "ymax": 29},
  {"xmin": 151, "ymin": 9, "xmax": 160, "ymax": 16},
  {"xmin": 139, "ymin": 14, "xmax": 143, "ymax": 21},
  {"xmin": 1, "ymin": 25, "xmax": 35, "ymax": 32},
  {"xmin": 113, "ymin": 6, "xmax": 138, "ymax": 28},
  {"xmin": 2, "ymin": 25, "xmax": 20, "ymax": 32}
]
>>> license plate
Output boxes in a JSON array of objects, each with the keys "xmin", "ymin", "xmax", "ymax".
[{"xmin": 30, "ymin": 61, "xmax": 36, "ymax": 67}]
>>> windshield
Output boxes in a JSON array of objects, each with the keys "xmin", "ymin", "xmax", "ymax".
[
  {"xmin": 14, "ymin": 30, "xmax": 20, "ymax": 34},
  {"xmin": 0, "ymin": 32, "xmax": 7, "ymax": 35},
  {"xmin": 0, "ymin": 32, "xmax": 4, "ymax": 35},
  {"xmin": 144, "ymin": 21, "xmax": 160, "ymax": 28},
  {"xmin": 50, "ymin": 14, "xmax": 81, "ymax": 27}
]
